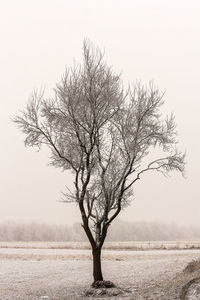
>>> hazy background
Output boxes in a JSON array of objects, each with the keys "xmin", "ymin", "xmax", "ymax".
[{"xmin": 0, "ymin": 0, "xmax": 199, "ymax": 227}]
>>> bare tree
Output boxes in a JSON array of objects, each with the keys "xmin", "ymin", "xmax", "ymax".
[{"xmin": 13, "ymin": 40, "xmax": 185, "ymax": 286}]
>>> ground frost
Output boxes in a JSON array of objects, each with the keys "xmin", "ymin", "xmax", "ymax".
[{"xmin": 0, "ymin": 248, "xmax": 200, "ymax": 299}]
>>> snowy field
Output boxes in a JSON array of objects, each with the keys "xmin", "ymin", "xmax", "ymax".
[
  {"xmin": 1, "ymin": 241, "xmax": 200, "ymax": 250},
  {"xmin": 1, "ymin": 243, "xmax": 200, "ymax": 299}
]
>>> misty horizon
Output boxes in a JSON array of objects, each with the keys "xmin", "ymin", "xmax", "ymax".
[{"xmin": 1, "ymin": 219, "xmax": 200, "ymax": 242}]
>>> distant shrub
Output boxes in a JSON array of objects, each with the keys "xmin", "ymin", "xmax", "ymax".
[{"xmin": 0, "ymin": 220, "xmax": 200, "ymax": 242}]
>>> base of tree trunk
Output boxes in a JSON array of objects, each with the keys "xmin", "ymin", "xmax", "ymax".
[
  {"xmin": 91, "ymin": 280, "xmax": 115, "ymax": 289},
  {"xmin": 84, "ymin": 284, "xmax": 132, "ymax": 298}
]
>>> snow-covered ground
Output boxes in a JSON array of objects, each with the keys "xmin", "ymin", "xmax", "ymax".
[
  {"xmin": 0, "ymin": 247, "xmax": 200, "ymax": 299},
  {"xmin": 1, "ymin": 247, "xmax": 200, "ymax": 257}
]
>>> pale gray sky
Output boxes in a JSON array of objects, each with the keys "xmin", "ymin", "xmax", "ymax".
[{"xmin": 1, "ymin": 0, "xmax": 200, "ymax": 226}]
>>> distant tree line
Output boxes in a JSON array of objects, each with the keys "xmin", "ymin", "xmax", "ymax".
[{"xmin": 0, "ymin": 220, "xmax": 199, "ymax": 242}]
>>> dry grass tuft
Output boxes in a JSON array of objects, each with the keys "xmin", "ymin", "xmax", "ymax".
[{"xmin": 183, "ymin": 259, "xmax": 200, "ymax": 273}]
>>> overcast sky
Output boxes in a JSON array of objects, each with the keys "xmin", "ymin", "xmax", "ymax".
[{"xmin": 1, "ymin": 0, "xmax": 200, "ymax": 226}]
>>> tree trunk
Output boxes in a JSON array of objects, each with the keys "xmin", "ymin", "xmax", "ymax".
[{"xmin": 92, "ymin": 247, "xmax": 103, "ymax": 283}]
